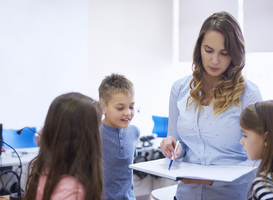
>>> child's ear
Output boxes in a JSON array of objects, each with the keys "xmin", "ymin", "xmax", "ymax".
[
  {"xmin": 102, "ymin": 102, "xmax": 107, "ymax": 115},
  {"xmin": 264, "ymin": 131, "xmax": 269, "ymax": 147}
]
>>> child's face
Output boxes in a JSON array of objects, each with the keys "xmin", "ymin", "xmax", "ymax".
[
  {"xmin": 103, "ymin": 92, "xmax": 135, "ymax": 129},
  {"xmin": 240, "ymin": 127, "xmax": 266, "ymax": 160}
]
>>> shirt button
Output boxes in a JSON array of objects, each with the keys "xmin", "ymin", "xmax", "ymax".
[
  {"xmin": 205, "ymin": 115, "xmax": 208, "ymax": 119},
  {"xmin": 121, "ymin": 147, "xmax": 123, "ymax": 149}
]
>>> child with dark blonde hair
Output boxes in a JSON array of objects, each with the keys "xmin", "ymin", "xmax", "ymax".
[
  {"xmin": 99, "ymin": 73, "xmax": 140, "ymax": 200},
  {"xmin": 240, "ymin": 100, "xmax": 273, "ymax": 199}
]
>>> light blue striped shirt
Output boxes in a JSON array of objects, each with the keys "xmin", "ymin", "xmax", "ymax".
[{"xmin": 168, "ymin": 75, "xmax": 262, "ymax": 200}]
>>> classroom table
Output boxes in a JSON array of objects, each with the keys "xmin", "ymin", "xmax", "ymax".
[
  {"xmin": 0, "ymin": 147, "xmax": 39, "ymax": 198},
  {"xmin": 0, "ymin": 147, "xmax": 39, "ymax": 167}
]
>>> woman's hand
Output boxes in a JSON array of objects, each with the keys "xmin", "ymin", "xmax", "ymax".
[
  {"xmin": 181, "ymin": 179, "xmax": 213, "ymax": 186},
  {"xmin": 160, "ymin": 136, "xmax": 181, "ymax": 159},
  {"xmin": 161, "ymin": 137, "xmax": 212, "ymax": 186}
]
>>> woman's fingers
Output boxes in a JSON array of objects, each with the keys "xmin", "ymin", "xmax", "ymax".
[{"xmin": 160, "ymin": 136, "xmax": 176, "ymax": 158}]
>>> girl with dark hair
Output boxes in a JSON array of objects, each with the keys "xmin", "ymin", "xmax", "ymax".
[
  {"xmin": 160, "ymin": 11, "xmax": 262, "ymax": 199},
  {"xmin": 24, "ymin": 92, "xmax": 103, "ymax": 200},
  {"xmin": 240, "ymin": 100, "xmax": 273, "ymax": 199}
]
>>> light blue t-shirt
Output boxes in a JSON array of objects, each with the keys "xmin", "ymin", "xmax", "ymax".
[
  {"xmin": 101, "ymin": 123, "xmax": 140, "ymax": 200},
  {"xmin": 168, "ymin": 75, "xmax": 263, "ymax": 200}
]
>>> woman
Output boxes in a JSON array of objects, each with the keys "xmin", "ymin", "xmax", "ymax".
[{"xmin": 160, "ymin": 11, "xmax": 262, "ymax": 199}]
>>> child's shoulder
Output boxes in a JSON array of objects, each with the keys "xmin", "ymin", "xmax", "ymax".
[
  {"xmin": 127, "ymin": 124, "xmax": 140, "ymax": 131},
  {"xmin": 126, "ymin": 124, "xmax": 140, "ymax": 137}
]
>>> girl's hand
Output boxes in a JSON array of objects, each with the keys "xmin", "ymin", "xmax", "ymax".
[{"xmin": 160, "ymin": 136, "xmax": 181, "ymax": 159}]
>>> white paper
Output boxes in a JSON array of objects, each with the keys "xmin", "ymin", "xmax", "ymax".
[{"xmin": 130, "ymin": 158, "xmax": 257, "ymax": 182}]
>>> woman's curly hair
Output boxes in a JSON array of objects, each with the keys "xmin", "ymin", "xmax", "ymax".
[{"xmin": 186, "ymin": 11, "xmax": 245, "ymax": 115}]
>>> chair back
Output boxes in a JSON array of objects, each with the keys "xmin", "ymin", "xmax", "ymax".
[
  {"xmin": 3, "ymin": 127, "xmax": 38, "ymax": 149},
  {"xmin": 152, "ymin": 116, "xmax": 168, "ymax": 137}
]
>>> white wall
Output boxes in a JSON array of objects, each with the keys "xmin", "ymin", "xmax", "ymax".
[
  {"xmin": 88, "ymin": 0, "xmax": 189, "ymax": 134},
  {"xmin": 0, "ymin": 0, "xmax": 190, "ymax": 135},
  {"xmin": 1, "ymin": 0, "xmax": 272, "ymax": 136},
  {"xmin": 0, "ymin": 0, "xmax": 91, "ymax": 130}
]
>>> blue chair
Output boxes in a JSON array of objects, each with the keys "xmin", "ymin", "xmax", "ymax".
[
  {"xmin": 152, "ymin": 116, "xmax": 168, "ymax": 138},
  {"xmin": 3, "ymin": 127, "xmax": 38, "ymax": 149}
]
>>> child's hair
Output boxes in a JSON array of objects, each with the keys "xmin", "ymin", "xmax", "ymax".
[
  {"xmin": 240, "ymin": 100, "xmax": 273, "ymax": 192},
  {"xmin": 98, "ymin": 73, "xmax": 134, "ymax": 104},
  {"xmin": 24, "ymin": 92, "xmax": 103, "ymax": 200},
  {"xmin": 187, "ymin": 11, "xmax": 245, "ymax": 115}
]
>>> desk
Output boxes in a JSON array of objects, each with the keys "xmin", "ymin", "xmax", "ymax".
[
  {"xmin": 0, "ymin": 147, "xmax": 39, "ymax": 167},
  {"xmin": 0, "ymin": 147, "xmax": 39, "ymax": 191}
]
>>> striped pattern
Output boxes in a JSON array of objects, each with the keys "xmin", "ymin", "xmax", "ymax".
[{"xmin": 252, "ymin": 174, "xmax": 273, "ymax": 200}]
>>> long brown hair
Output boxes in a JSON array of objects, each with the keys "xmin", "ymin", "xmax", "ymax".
[
  {"xmin": 187, "ymin": 11, "xmax": 245, "ymax": 114},
  {"xmin": 24, "ymin": 92, "xmax": 103, "ymax": 200},
  {"xmin": 240, "ymin": 100, "xmax": 273, "ymax": 192}
]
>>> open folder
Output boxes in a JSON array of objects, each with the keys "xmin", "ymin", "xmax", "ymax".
[{"xmin": 129, "ymin": 158, "xmax": 257, "ymax": 182}]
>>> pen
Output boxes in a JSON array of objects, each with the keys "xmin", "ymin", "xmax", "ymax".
[{"xmin": 168, "ymin": 140, "xmax": 179, "ymax": 170}]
